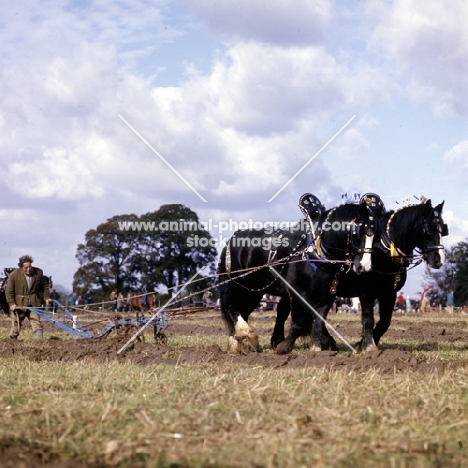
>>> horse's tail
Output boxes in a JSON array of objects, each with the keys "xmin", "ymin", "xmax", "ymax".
[{"xmin": 217, "ymin": 244, "xmax": 234, "ymax": 328}]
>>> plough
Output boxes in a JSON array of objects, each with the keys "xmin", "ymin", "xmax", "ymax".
[{"xmin": 23, "ymin": 300, "xmax": 169, "ymax": 343}]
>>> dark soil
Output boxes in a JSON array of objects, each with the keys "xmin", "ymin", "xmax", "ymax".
[
  {"xmin": 1, "ymin": 310, "xmax": 468, "ymax": 467},
  {"xmin": 1, "ymin": 310, "xmax": 467, "ymax": 374}
]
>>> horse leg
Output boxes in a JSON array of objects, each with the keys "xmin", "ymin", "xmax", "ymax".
[
  {"xmin": 359, "ymin": 296, "xmax": 378, "ymax": 353},
  {"xmin": 219, "ymin": 284, "xmax": 261, "ymax": 354},
  {"xmin": 271, "ymin": 296, "xmax": 290, "ymax": 349},
  {"xmin": 310, "ymin": 300, "xmax": 334, "ymax": 352},
  {"xmin": 275, "ymin": 322, "xmax": 302, "ymax": 355},
  {"xmin": 320, "ymin": 323, "xmax": 338, "ymax": 351},
  {"xmin": 373, "ymin": 293, "xmax": 396, "ymax": 346},
  {"xmin": 275, "ymin": 296, "xmax": 314, "ymax": 355}
]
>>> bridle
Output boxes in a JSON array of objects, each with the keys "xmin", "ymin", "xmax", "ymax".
[
  {"xmin": 307, "ymin": 204, "xmax": 375, "ymax": 269},
  {"xmin": 381, "ymin": 204, "xmax": 447, "ymax": 263},
  {"xmin": 418, "ymin": 210, "xmax": 448, "ymax": 258}
]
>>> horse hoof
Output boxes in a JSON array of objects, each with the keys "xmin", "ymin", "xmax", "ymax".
[
  {"xmin": 354, "ymin": 340, "xmax": 363, "ymax": 353},
  {"xmin": 326, "ymin": 342, "xmax": 339, "ymax": 352},
  {"xmin": 228, "ymin": 336, "xmax": 239, "ymax": 354},
  {"xmin": 321, "ymin": 336, "xmax": 338, "ymax": 351},
  {"xmin": 276, "ymin": 341, "xmax": 292, "ymax": 355},
  {"xmin": 236, "ymin": 334, "xmax": 261, "ymax": 355},
  {"xmin": 271, "ymin": 336, "xmax": 285, "ymax": 350},
  {"xmin": 310, "ymin": 344, "xmax": 321, "ymax": 352},
  {"xmin": 361, "ymin": 342, "xmax": 379, "ymax": 353},
  {"xmin": 248, "ymin": 332, "xmax": 261, "ymax": 352}
]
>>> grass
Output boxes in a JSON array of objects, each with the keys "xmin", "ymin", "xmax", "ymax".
[
  {"xmin": 1, "ymin": 361, "xmax": 468, "ymax": 467},
  {"xmin": 1, "ymin": 312, "xmax": 468, "ymax": 467}
]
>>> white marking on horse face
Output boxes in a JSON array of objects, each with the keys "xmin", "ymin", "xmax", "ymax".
[
  {"xmin": 439, "ymin": 243, "xmax": 445, "ymax": 266},
  {"xmin": 359, "ymin": 234, "xmax": 373, "ymax": 272}
]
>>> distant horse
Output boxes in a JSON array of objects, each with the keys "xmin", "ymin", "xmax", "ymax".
[
  {"xmin": 0, "ymin": 276, "xmax": 8, "ymax": 315},
  {"xmin": 274, "ymin": 198, "xmax": 448, "ymax": 353},
  {"xmin": 218, "ymin": 196, "xmax": 376, "ymax": 355},
  {"xmin": 126, "ymin": 292, "xmax": 157, "ymax": 313}
]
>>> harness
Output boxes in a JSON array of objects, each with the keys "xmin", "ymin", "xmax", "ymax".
[
  {"xmin": 221, "ymin": 193, "xmax": 376, "ymax": 296},
  {"xmin": 378, "ymin": 202, "xmax": 447, "ymax": 288},
  {"xmin": 226, "ymin": 232, "xmax": 308, "ymax": 293},
  {"xmin": 304, "ymin": 204, "xmax": 374, "ymax": 271}
]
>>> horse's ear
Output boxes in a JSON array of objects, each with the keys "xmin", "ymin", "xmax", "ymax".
[
  {"xmin": 423, "ymin": 198, "xmax": 433, "ymax": 215},
  {"xmin": 435, "ymin": 200, "xmax": 445, "ymax": 213},
  {"xmin": 358, "ymin": 199, "xmax": 369, "ymax": 218}
]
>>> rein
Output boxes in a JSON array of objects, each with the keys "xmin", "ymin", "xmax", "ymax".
[
  {"xmin": 381, "ymin": 203, "xmax": 444, "ymax": 265},
  {"xmin": 306, "ymin": 203, "xmax": 374, "ymax": 270}
]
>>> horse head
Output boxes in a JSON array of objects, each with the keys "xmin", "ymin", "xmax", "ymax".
[
  {"xmin": 319, "ymin": 200, "xmax": 375, "ymax": 275},
  {"xmin": 421, "ymin": 200, "xmax": 448, "ymax": 269},
  {"xmin": 348, "ymin": 201, "xmax": 375, "ymax": 274},
  {"xmin": 385, "ymin": 199, "xmax": 448, "ymax": 269}
]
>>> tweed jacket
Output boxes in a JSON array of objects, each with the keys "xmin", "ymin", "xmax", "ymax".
[{"xmin": 5, "ymin": 266, "xmax": 50, "ymax": 309}]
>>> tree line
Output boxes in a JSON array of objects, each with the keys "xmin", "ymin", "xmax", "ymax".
[
  {"xmin": 73, "ymin": 202, "xmax": 466, "ymax": 308},
  {"xmin": 423, "ymin": 240, "xmax": 468, "ymax": 307},
  {"xmin": 72, "ymin": 204, "xmax": 217, "ymax": 301}
]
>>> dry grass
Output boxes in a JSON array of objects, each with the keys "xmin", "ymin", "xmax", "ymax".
[{"xmin": 1, "ymin": 312, "xmax": 468, "ymax": 467}]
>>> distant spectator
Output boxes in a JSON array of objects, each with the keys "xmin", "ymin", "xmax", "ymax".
[
  {"xmin": 446, "ymin": 290, "xmax": 454, "ymax": 314},
  {"xmin": 84, "ymin": 290, "xmax": 91, "ymax": 310},
  {"xmin": 405, "ymin": 296, "xmax": 412, "ymax": 313},
  {"xmin": 396, "ymin": 292, "xmax": 405, "ymax": 312},
  {"xmin": 110, "ymin": 290, "xmax": 117, "ymax": 311},
  {"xmin": 203, "ymin": 290, "xmax": 214, "ymax": 308},
  {"xmin": 141, "ymin": 289, "xmax": 148, "ymax": 310},
  {"xmin": 117, "ymin": 292, "xmax": 124, "ymax": 312},
  {"xmin": 351, "ymin": 297, "xmax": 361, "ymax": 314},
  {"xmin": 50, "ymin": 288, "xmax": 60, "ymax": 313},
  {"xmin": 418, "ymin": 295, "xmax": 432, "ymax": 313},
  {"xmin": 173, "ymin": 296, "xmax": 182, "ymax": 308}
]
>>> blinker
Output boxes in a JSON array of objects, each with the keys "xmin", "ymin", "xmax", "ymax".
[{"xmin": 441, "ymin": 223, "xmax": 449, "ymax": 237}]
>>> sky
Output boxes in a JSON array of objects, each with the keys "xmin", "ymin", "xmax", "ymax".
[{"xmin": 1, "ymin": 0, "xmax": 467, "ymax": 299}]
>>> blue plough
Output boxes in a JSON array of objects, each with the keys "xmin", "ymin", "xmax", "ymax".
[{"xmin": 24, "ymin": 300, "xmax": 169, "ymax": 342}]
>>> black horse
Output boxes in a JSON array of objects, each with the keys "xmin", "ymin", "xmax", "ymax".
[
  {"xmin": 218, "ymin": 196, "xmax": 376, "ymax": 354},
  {"xmin": 274, "ymin": 198, "xmax": 448, "ymax": 353}
]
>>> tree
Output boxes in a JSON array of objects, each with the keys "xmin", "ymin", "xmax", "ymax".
[
  {"xmin": 136, "ymin": 204, "xmax": 217, "ymax": 295},
  {"xmin": 72, "ymin": 205, "xmax": 218, "ymax": 301},
  {"xmin": 73, "ymin": 214, "xmax": 141, "ymax": 299},
  {"xmin": 423, "ymin": 240, "xmax": 468, "ymax": 307}
]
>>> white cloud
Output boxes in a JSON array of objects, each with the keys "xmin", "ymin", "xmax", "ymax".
[
  {"xmin": 180, "ymin": 0, "xmax": 332, "ymax": 45},
  {"xmin": 1, "ymin": 0, "xmax": 466, "ymax": 293},
  {"xmin": 441, "ymin": 210, "xmax": 468, "ymax": 245},
  {"xmin": 444, "ymin": 140, "xmax": 468, "ymax": 174},
  {"xmin": 371, "ymin": 0, "xmax": 468, "ymax": 115}
]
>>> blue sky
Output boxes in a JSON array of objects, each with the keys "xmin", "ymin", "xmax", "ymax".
[{"xmin": 1, "ymin": 0, "xmax": 467, "ymax": 298}]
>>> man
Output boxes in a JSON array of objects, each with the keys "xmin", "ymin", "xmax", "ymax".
[
  {"xmin": 84, "ymin": 289, "xmax": 91, "ymax": 310},
  {"xmin": 50, "ymin": 288, "xmax": 60, "ymax": 313},
  {"xmin": 396, "ymin": 291, "xmax": 406, "ymax": 313},
  {"xmin": 446, "ymin": 290, "xmax": 455, "ymax": 314},
  {"xmin": 203, "ymin": 290, "xmax": 213, "ymax": 308},
  {"xmin": 5, "ymin": 254, "xmax": 51, "ymax": 339}
]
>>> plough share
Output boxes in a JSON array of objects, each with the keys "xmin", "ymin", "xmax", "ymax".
[{"xmin": 23, "ymin": 300, "xmax": 169, "ymax": 343}]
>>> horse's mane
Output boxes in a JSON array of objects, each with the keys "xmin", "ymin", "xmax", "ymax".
[
  {"xmin": 319, "ymin": 202, "xmax": 365, "ymax": 245},
  {"xmin": 384, "ymin": 203, "xmax": 429, "ymax": 252}
]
